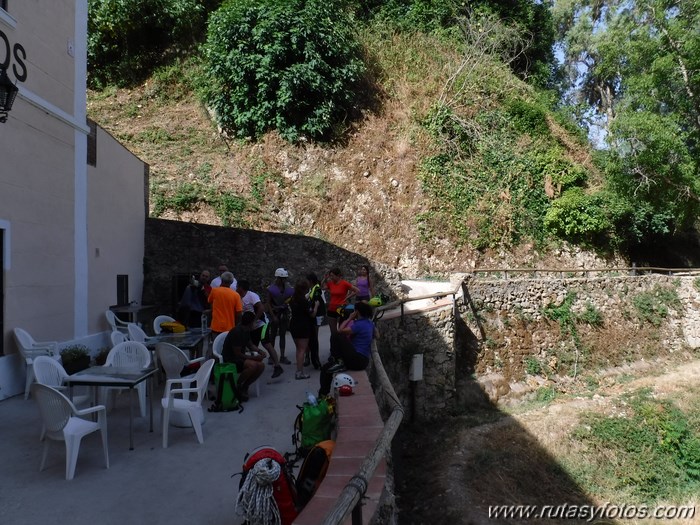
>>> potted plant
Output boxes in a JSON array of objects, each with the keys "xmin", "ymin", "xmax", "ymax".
[
  {"xmin": 95, "ymin": 347, "xmax": 110, "ymax": 366},
  {"xmin": 60, "ymin": 345, "xmax": 92, "ymax": 375}
]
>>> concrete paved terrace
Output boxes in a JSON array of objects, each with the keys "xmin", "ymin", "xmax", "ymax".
[{"xmin": 1, "ymin": 328, "xmax": 337, "ymax": 525}]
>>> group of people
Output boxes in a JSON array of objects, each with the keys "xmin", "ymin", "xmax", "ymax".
[{"xmin": 176, "ymin": 263, "xmax": 379, "ymax": 400}]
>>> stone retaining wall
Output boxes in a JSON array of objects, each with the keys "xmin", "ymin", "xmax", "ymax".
[
  {"xmin": 377, "ymin": 306, "xmax": 457, "ymax": 422},
  {"xmin": 142, "ymin": 218, "xmax": 402, "ymax": 313},
  {"xmin": 376, "ymin": 273, "xmax": 700, "ymax": 419}
]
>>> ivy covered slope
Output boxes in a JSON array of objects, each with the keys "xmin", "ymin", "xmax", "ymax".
[
  {"xmin": 86, "ymin": 0, "xmax": 686, "ymax": 271},
  {"xmin": 415, "ymin": 13, "xmax": 597, "ymax": 254}
]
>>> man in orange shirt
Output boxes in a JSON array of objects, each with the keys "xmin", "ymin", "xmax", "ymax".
[{"xmin": 208, "ymin": 272, "xmax": 243, "ymax": 339}]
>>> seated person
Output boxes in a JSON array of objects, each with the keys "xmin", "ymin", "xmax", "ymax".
[
  {"xmin": 319, "ymin": 302, "xmax": 378, "ymax": 396},
  {"xmin": 222, "ymin": 311, "xmax": 265, "ymax": 401}
]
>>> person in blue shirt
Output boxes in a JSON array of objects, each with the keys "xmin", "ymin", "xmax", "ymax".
[{"xmin": 319, "ymin": 301, "xmax": 378, "ymax": 396}]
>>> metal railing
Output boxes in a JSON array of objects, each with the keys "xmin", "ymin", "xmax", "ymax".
[
  {"xmin": 469, "ymin": 266, "xmax": 700, "ymax": 279},
  {"xmin": 373, "ymin": 287, "xmax": 461, "ymax": 323}
]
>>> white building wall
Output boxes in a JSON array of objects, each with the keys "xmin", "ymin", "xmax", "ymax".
[
  {"xmin": 87, "ymin": 126, "xmax": 147, "ymax": 335},
  {"xmin": 0, "ymin": 1, "xmax": 148, "ymax": 399}
]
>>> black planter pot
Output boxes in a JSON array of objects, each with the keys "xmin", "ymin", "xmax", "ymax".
[{"xmin": 63, "ymin": 355, "xmax": 91, "ymax": 375}]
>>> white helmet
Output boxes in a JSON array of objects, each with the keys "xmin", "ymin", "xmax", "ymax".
[
  {"xmin": 332, "ymin": 373, "xmax": 358, "ymax": 390},
  {"xmin": 274, "ymin": 267, "xmax": 289, "ymax": 278}
]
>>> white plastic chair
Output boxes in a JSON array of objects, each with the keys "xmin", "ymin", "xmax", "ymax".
[
  {"xmin": 13, "ymin": 328, "xmax": 60, "ymax": 399},
  {"xmin": 110, "ymin": 330, "xmax": 129, "ymax": 347},
  {"xmin": 153, "ymin": 315, "xmax": 176, "ymax": 335},
  {"xmin": 33, "ymin": 356, "xmax": 91, "ymax": 440},
  {"xmin": 103, "ymin": 342, "xmax": 151, "ymax": 418},
  {"xmin": 127, "ymin": 323, "xmax": 148, "ymax": 342},
  {"xmin": 161, "ymin": 359, "xmax": 215, "ymax": 448},
  {"xmin": 211, "ymin": 331, "xmax": 259, "ymax": 397},
  {"xmin": 155, "ymin": 342, "xmax": 205, "ymax": 381},
  {"xmin": 31, "ymin": 383, "xmax": 109, "ymax": 480},
  {"xmin": 105, "ymin": 310, "xmax": 130, "ymax": 334},
  {"xmin": 127, "ymin": 322, "xmax": 162, "ymax": 377},
  {"xmin": 212, "ymin": 331, "xmax": 228, "ymax": 364}
]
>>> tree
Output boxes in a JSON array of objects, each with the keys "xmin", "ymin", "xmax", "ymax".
[
  {"xmin": 202, "ymin": 0, "xmax": 365, "ymax": 142},
  {"xmin": 554, "ymin": 0, "xmax": 700, "ymax": 241},
  {"xmin": 87, "ymin": 0, "xmax": 220, "ymax": 87}
]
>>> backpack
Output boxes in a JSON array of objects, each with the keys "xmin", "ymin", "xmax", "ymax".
[
  {"xmin": 309, "ymin": 284, "xmax": 326, "ymax": 317},
  {"xmin": 295, "ymin": 440, "xmax": 335, "ymax": 509},
  {"xmin": 236, "ymin": 447, "xmax": 299, "ymax": 525},
  {"xmin": 209, "ymin": 362, "xmax": 243, "ymax": 413},
  {"xmin": 292, "ymin": 396, "xmax": 336, "ymax": 457}
]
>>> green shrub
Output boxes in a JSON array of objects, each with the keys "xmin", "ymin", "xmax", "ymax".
[
  {"xmin": 215, "ymin": 193, "xmax": 248, "ymax": 227},
  {"xmin": 505, "ymin": 99, "xmax": 550, "ymax": 137},
  {"xmin": 578, "ymin": 302, "xmax": 603, "ymax": 327},
  {"xmin": 524, "ymin": 356, "xmax": 542, "ymax": 375},
  {"xmin": 574, "ymin": 389, "xmax": 700, "ymax": 501},
  {"xmin": 202, "ymin": 0, "xmax": 365, "ymax": 142},
  {"xmin": 534, "ymin": 385, "xmax": 558, "ymax": 402},
  {"xmin": 372, "ymin": 0, "xmax": 460, "ymax": 35},
  {"xmin": 88, "ymin": 0, "xmax": 218, "ymax": 87},
  {"xmin": 544, "ymin": 188, "xmax": 625, "ymax": 245},
  {"xmin": 632, "ymin": 286, "xmax": 682, "ymax": 326}
]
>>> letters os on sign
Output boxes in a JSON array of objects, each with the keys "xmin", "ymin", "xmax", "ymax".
[{"xmin": 0, "ymin": 28, "xmax": 27, "ymax": 82}]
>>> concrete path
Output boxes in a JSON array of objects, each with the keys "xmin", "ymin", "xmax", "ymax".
[{"xmin": 0, "ymin": 328, "xmax": 332, "ymax": 525}]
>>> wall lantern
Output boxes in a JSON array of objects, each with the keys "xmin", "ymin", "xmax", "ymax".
[{"xmin": 0, "ymin": 66, "xmax": 19, "ymax": 123}]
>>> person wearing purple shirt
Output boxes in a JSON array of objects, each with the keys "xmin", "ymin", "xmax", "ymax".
[
  {"xmin": 266, "ymin": 268, "xmax": 294, "ymax": 364},
  {"xmin": 354, "ymin": 265, "xmax": 375, "ymax": 303},
  {"xmin": 319, "ymin": 302, "xmax": 378, "ymax": 396}
]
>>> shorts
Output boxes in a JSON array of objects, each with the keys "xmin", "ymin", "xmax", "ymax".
[
  {"xmin": 251, "ymin": 323, "xmax": 272, "ymax": 346},
  {"xmin": 290, "ymin": 320, "xmax": 312, "ymax": 340},
  {"xmin": 356, "ymin": 295, "xmax": 370, "ymax": 302}
]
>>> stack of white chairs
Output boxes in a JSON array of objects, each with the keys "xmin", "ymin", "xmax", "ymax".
[{"xmin": 13, "ymin": 328, "xmax": 60, "ymax": 399}]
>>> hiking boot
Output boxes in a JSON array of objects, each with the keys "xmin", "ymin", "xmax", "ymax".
[
  {"xmin": 303, "ymin": 353, "xmax": 311, "ymax": 366},
  {"xmin": 295, "ymin": 371, "xmax": 310, "ymax": 380},
  {"xmin": 271, "ymin": 365, "xmax": 284, "ymax": 379},
  {"xmin": 279, "ymin": 356, "xmax": 292, "ymax": 365},
  {"xmin": 326, "ymin": 360, "xmax": 346, "ymax": 373}
]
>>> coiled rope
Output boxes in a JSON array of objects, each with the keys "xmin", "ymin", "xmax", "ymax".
[{"xmin": 235, "ymin": 458, "xmax": 282, "ymax": 525}]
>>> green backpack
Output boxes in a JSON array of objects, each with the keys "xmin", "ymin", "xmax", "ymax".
[
  {"xmin": 209, "ymin": 362, "xmax": 242, "ymax": 412},
  {"xmin": 292, "ymin": 396, "xmax": 336, "ymax": 456}
]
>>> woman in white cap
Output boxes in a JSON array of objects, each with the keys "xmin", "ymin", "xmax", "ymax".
[{"xmin": 265, "ymin": 268, "xmax": 294, "ymax": 364}]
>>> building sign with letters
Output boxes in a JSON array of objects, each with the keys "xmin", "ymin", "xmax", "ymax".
[{"xmin": 0, "ymin": 28, "xmax": 27, "ymax": 82}]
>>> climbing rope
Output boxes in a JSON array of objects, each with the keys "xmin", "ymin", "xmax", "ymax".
[{"xmin": 235, "ymin": 458, "xmax": 282, "ymax": 525}]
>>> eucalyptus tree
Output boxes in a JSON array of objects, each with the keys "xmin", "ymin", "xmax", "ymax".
[{"xmin": 553, "ymin": 0, "xmax": 700, "ymax": 239}]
